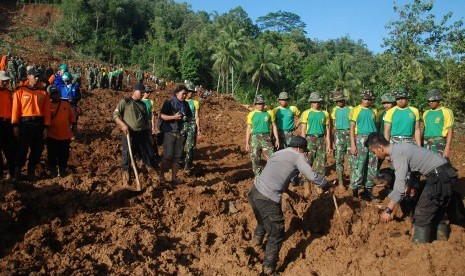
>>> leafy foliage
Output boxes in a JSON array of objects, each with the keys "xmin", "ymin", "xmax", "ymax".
[{"xmin": 11, "ymin": 0, "xmax": 465, "ymax": 119}]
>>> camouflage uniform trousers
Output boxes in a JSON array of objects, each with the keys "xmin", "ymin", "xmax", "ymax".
[
  {"xmin": 183, "ymin": 121, "xmax": 197, "ymax": 168},
  {"xmin": 424, "ymin": 137, "xmax": 446, "ymax": 156},
  {"xmin": 334, "ymin": 129, "xmax": 351, "ymax": 173},
  {"xmin": 250, "ymin": 133, "xmax": 274, "ymax": 176},
  {"xmin": 277, "ymin": 130, "xmax": 293, "ymax": 150},
  {"xmin": 349, "ymin": 134, "xmax": 378, "ymax": 190},
  {"xmin": 305, "ymin": 135, "xmax": 326, "ymax": 176}
]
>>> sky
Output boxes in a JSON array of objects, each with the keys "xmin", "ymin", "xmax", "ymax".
[{"xmin": 175, "ymin": 0, "xmax": 465, "ymax": 53}]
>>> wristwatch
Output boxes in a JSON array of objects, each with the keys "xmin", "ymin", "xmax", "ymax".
[{"xmin": 384, "ymin": 207, "xmax": 393, "ymax": 214}]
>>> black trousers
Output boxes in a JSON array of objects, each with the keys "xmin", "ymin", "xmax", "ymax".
[
  {"xmin": 15, "ymin": 119, "xmax": 45, "ymax": 169},
  {"xmin": 0, "ymin": 120, "xmax": 17, "ymax": 175},
  {"xmin": 248, "ymin": 186, "xmax": 284, "ymax": 270},
  {"xmin": 413, "ymin": 164, "xmax": 457, "ymax": 228},
  {"xmin": 46, "ymin": 138, "xmax": 71, "ymax": 169},
  {"xmin": 122, "ymin": 130, "xmax": 157, "ymax": 172}
]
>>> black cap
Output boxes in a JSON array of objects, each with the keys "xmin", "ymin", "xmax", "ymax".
[
  {"xmin": 47, "ymin": 85, "xmax": 59, "ymax": 94},
  {"xmin": 134, "ymin": 83, "xmax": 146, "ymax": 92},
  {"xmin": 288, "ymin": 136, "xmax": 309, "ymax": 152},
  {"xmin": 27, "ymin": 67, "xmax": 41, "ymax": 76}
]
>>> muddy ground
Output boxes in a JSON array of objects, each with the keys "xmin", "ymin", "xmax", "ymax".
[
  {"xmin": 0, "ymin": 86, "xmax": 464, "ymax": 275},
  {"xmin": 1, "ymin": 3, "xmax": 465, "ymax": 276}
]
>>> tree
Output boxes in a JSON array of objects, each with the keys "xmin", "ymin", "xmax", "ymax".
[
  {"xmin": 256, "ymin": 10, "xmax": 306, "ymax": 34},
  {"xmin": 248, "ymin": 42, "xmax": 281, "ymax": 96}
]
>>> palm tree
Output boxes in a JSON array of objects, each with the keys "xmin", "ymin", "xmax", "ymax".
[
  {"xmin": 211, "ymin": 25, "xmax": 247, "ymax": 96},
  {"xmin": 321, "ymin": 53, "xmax": 358, "ymax": 104},
  {"xmin": 249, "ymin": 42, "xmax": 281, "ymax": 96}
]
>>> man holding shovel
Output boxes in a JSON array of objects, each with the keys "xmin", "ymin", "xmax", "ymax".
[
  {"xmin": 248, "ymin": 136, "xmax": 335, "ymax": 275},
  {"xmin": 113, "ymin": 83, "xmax": 157, "ymax": 189}
]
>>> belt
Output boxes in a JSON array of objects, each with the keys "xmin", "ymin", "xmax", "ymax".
[
  {"xmin": 252, "ymin": 133, "xmax": 270, "ymax": 136},
  {"xmin": 21, "ymin": 116, "xmax": 44, "ymax": 122},
  {"xmin": 392, "ymin": 136, "xmax": 412, "ymax": 139},
  {"xmin": 306, "ymin": 134, "xmax": 324, "ymax": 138},
  {"xmin": 424, "ymin": 137, "xmax": 445, "ymax": 141},
  {"xmin": 335, "ymin": 129, "xmax": 350, "ymax": 132},
  {"xmin": 426, "ymin": 163, "xmax": 452, "ymax": 177}
]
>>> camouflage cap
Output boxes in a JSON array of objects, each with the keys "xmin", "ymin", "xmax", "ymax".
[
  {"xmin": 426, "ymin": 89, "xmax": 443, "ymax": 101},
  {"xmin": 381, "ymin": 93, "xmax": 396, "ymax": 103},
  {"xmin": 393, "ymin": 87, "xmax": 408, "ymax": 99},
  {"xmin": 360, "ymin": 89, "xmax": 374, "ymax": 100},
  {"xmin": 308, "ymin": 92, "xmax": 323, "ymax": 102},
  {"xmin": 254, "ymin": 94, "xmax": 265, "ymax": 104},
  {"xmin": 278, "ymin": 91, "xmax": 290, "ymax": 100},
  {"xmin": 186, "ymin": 83, "xmax": 195, "ymax": 92},
  {"xmin": 332, "ymin": 91, "xmax": 345, "ymax": 101}
]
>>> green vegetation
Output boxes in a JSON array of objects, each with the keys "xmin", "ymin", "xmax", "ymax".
[{"xmin": 12, "ymin": 0, "xmax": 465, "ymax": 118}]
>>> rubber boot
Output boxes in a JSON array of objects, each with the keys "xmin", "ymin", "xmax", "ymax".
[
  {"xmin": 412, "ymin": 225, "xmax": 431, "ymax": 244},
  {"xmin": 352, "ymin": 188, "xmax": 359, "ymax": 199},
  {"xmin": 436, "ymin": 221, "xmax": 449, "ymax": 241},
  {"xmin": 27, "ymin": 165, "xmax": 35, "ymax": 180},
  {"xmin": 13, "ymin": 167, "xmax": 21, "ymax": 182},
  {"xmin": 337, "ymin": 171, "xmax": 345, "ymax": 190},
  {"xmin": 58, "ymin": 166, "xmax": 67, "ymax": 177}
]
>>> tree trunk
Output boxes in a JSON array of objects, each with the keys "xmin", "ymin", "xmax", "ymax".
[
  {"xmin": 255, "ymin": 76, "xmax": 261, "ymax": 96},
  {"xmin": 216, "ymin": 70, "xmax": 221, "ymax": 93},
  {"xmin": 231, "ymin": 66, "xmax": 234, "ymax": 97}
]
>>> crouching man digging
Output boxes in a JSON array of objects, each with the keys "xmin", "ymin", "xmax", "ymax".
[
  {"xmin": 248, "ymin": 136, "xmax": 335, "ymax": 275},
  {"xmin": 366, "ymin": 133, "xmax": 458, "ymax": 243}
]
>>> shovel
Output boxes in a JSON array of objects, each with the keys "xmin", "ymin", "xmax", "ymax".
[{"xmin": 126, "ymin": 133, "xmax": 141, "ymax": 191}]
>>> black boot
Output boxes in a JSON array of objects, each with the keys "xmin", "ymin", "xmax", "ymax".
[
  {"xmin": 13, "ymin": 167, "xmax": 21, "ymax": 182},
  {"xmin": 27, "ymin": 165, "xmax": 35, "ymax": 180},
  {"xmin": 352, "ymin": 189, "xmax": 359, "ymax": 198},
  {"xmin": 412, "ymin": 226, "xmax": 431, "ymax": 244}
]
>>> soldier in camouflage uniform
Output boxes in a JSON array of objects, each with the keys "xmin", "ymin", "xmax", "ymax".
[
  {"xmin": 377, "ymin": 93, "xmax": 396, "ymax": 169},
  {"xmin": 85, "ymin": 65, "xmax": 93, "ymax": 91},
  {"xmin": 7, "ymin": 57, "xmax": 17, "ymax": 90},
  {"xmin": 183, "ymin": 84, "xmax": 201, "ymax": 170},
  {"xmin": 330, "ymin": 91, "xmax": 352, "ymax": 189},
  {"xmin": 349, "ymin": 90, "xmax": 378, "ymax": 200},
  {"xmin": 422, "ymin": 89, "xmax": 454, "ymax": 158},
  {"xmin": 300, "ymin": 92, "xmax": 331, "ymax": 196},
  {"xmin": 245, "ymin": 94, "xmax": 280, "ymax": 176},
  {"xmin": 384, "ymin": 88, "xmax": 421, "ymax": 146},
  {"xmin": 273, "ymin": 91, "xmax": 300, "ymax": 150}
]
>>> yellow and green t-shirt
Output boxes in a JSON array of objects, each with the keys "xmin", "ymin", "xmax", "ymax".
[
  {"xmin": 273, "ymin": 106, "xmax": 300, "ymax": 131},
  {"xmin": 349, "ymin": 105, "xmax": 378, "ymax": 135},
  {"xmin": 423, "ymin": 107, "xmax": 454, "ymax": 138},
  {"xmin": 247, "ymin": 109, "xmax": 275, "ymax": 134},
  {"xmin": 384, "ymin": 106, "xmax": 419, "ymax": 137},
  {"xmin": 301, "ymin": 108, "xmax": 329, "ymax": 135},
  {"xmin": 377, "ymin": 108, "xmax": 393, "ymax": 134},
  {"xmin": 331, "ymin": 106, "xmax": 352, "ymax": 130},
  {"xmin": 186, "ymin": 99, "xmax": 200, "ymax": 119}
]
